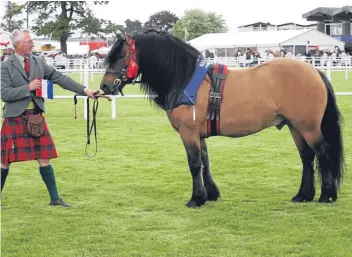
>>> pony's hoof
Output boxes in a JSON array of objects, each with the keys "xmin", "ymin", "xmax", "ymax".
[
  {"xmin": 292, "ymin": 194, "xmax": 314, "ymax": 202},
  {"xmin": 186, "ymin": 200, "xmax": 199, "ymax": 208},
  {"xmin": 186, "ymin": 196, "xmax": 207, "ymax": 208},
  {"xmin": 319, "ymin": 186, "xmax": 337, "ymax": 203},
  {"xmin": 318, "ymin": 195, "xmax": 336, "ymax": 203},
  {"xmin": 206, "ymin": 185, "xmax": 220, "ymax": 201},
  {"xmin": 207, "ymin": 191, "xmax": 220, "ymax": 201}
]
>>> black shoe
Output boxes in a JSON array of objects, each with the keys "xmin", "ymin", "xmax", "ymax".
[{"xmin": 50, "ymin": 198, "xmax": 72, "ymax": 207}]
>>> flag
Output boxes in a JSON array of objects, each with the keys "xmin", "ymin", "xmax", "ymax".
[{"xmin": 36, "ymin": 78, "xmax": 54, "ymax": 99}]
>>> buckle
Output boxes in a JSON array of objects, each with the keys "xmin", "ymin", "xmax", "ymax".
[{"xmin": 209, "ymin": 92, "xmax": 221, "ymax": 99}]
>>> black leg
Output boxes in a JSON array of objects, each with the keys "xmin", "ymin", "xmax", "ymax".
[
  {"xmin": 292, "ymin": 140, "xmax": 316, "ymax": 202},
  {"xmin": 200, "ymin": 138, "xmax": 220, "ymax": 201},
  {"xmin": 289, "ymin": 125, "xmax": 316, "ymax": 202},
  {"xmin": 312, "ymin": 139, "xmax": 337, "ymax": 203},
  {"xmin": 184, "ymin": 142, "xmax": 208, "ymax": 208}
]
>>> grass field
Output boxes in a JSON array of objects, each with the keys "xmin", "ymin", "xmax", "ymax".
[{"xmin": 1, "ymin": 71, "xmax": 352, "ymax": 257}]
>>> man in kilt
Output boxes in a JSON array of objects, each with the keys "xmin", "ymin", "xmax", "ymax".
[{"xmin": 1, "ymin": 29, "xmax": 97, "ymax": 207}]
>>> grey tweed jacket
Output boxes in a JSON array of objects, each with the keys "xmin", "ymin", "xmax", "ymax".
[{"xmin": 1, "ymin": 53, "xmax": 86, "ymax": 118}]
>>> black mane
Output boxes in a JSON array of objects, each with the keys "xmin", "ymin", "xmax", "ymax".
[
  {"xmin": 104, "ymin": 38, "xmax": 124, "ymax": 67},
  {"xmin": 106, "ymin": 29, "xmax": 202, "ymax": 108}
]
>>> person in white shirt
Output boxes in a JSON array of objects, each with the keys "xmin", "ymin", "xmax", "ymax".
[{"xmin": 340, "ymin": 51, "xmax": 347, "ymax": 66}]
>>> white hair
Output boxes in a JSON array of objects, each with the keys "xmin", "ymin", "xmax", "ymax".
[{"xmin": 11, "ymin": 29, "xmax": 31, "ymax": 46}]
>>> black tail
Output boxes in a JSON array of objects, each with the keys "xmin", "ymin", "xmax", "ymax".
[{"xmin": 316, "ymin": 69, "xmax": 344, "ymax": 188}]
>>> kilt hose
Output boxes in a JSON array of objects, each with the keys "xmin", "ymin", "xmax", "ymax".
[{"xmin": 1, "ymin": 114, "xmax": 58, "ymax": 165}]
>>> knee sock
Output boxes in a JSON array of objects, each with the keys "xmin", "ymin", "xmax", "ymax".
[
  {"xmin": 39, "ymin": 164, "xmax": 59, "ymax": 201},
  {"xmin": 1, "ymin": 168, "xmax": 9, "ymax": 192}
]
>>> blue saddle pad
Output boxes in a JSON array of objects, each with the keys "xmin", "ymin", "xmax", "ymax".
[{"xmin": 164, "ymin": 56, "xmax": 210, "ymax": 110}]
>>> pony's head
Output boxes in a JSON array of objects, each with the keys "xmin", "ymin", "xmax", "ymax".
[
  {"xmin": 100, "ymin": 31, "xmax": 139, "ymax": 95},
  {"xmin": 100, "ymin": 29, "xmax": 202, "ymax": 108}
]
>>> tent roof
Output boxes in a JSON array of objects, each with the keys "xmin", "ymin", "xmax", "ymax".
[
  {"xmin": 188, "ymin": 29, "xmax": 311, "ymax": 49},
  {"xmin": 187, "ymin": 29, "xmax": 344, "ymax": 50}
]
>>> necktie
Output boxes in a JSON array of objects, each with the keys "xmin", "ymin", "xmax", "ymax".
[{"xmin": 24, "ymin": 57, "xmax": 30, "ymax": 77}]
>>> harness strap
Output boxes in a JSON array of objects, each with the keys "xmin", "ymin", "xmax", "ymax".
[{"xmin": 207, "ymin": 64, "xmax": 228, "ymax": 137}]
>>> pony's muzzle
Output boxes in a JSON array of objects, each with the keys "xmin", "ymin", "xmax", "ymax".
[{"xmin": 100, "ymin": 83, "xmax": 113, "ymax": 95}]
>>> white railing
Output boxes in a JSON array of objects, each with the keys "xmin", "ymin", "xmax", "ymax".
[{"xmin": 53, "ymin": 59, "xmax": 351, "ymax": 120}]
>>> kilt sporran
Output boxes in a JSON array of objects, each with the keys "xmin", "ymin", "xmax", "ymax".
[{"xmin": 24, "ymin": 114, "xmax": 44, "ymax": 137}]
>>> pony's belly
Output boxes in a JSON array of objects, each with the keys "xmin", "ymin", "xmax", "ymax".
[{"xmin": 220, "ymin": 114, "xmax": 285, "ymax": 138}]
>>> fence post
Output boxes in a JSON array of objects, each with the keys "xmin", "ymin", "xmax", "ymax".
[
  {"xmin": 84, "ymin": 63, "xmax": 89, "ymax": 120},
  {"xmin": 327, "ymin": 57, "xmax": 332, "ymax": 82},
  {"xmin": 111, "ymin": 97, "xmax": 116, "ymax": 120},
  {"xmin": 80, "ymin": 59, "xmax": 83, "ymax": 83}
]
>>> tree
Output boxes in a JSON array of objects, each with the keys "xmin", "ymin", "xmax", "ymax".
[
  {"xmin": 1, "ymin": 1, "xmax": 25, "ymax": 32},
  {"xmin": 101, "ymin": 20, "xmax": 124, "ymax": 38},
  {"xmin": 144, "ymin": 11, "xmax": 178, "ymax": 31},
  {"xmin": 124, "ymin": 19, "xmax": 143, "ymax": 34},
  {"xmin": 173, "ymin": 9, "xmax": 228, "ymax": 41},
  {"xmin": 77, "ymin": 13, "xmax": 106, "ymax": 40},
  {"xmin": 26, "ymin": 1, "xmax": 108, "ymax": 54}
]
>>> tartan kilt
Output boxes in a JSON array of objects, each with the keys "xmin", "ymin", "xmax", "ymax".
[{"xmin": 1, "ymin": 114, "xmax": 58, "ymax": 165}]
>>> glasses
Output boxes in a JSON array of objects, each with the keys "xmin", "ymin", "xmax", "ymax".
[{"xmin": 22, "ymin": 40, "xmax": 34, "ymax": 45}]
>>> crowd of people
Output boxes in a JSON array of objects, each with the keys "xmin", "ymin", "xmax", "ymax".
[{"xmin": 203, "ymin": 46, "xmax": 352, "ymax": 68}]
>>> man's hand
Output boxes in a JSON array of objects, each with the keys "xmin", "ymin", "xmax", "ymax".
[
  {"xmin": 29, "ymin": 79, "xmax": 41, "ymax": 91},
  {"xmin": 84, "ymin": 88, "xmax": 98, "ymax": 99}
]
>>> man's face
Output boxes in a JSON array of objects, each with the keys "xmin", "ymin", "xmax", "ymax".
[{"xmin": 16, "ymin": 32, "xmax": 34, "ymax": 56}]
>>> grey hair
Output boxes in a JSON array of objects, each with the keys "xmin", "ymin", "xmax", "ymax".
[{"xmin": 11, "ymin": 29, "xmax": 31, "ymax": 46}]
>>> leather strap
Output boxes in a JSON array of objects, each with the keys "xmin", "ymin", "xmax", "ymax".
[
  {"xmin": 73, "ymin": 93, "xmax": 112, "ymax": 157},
  {"xmin": 207, "ymin": 64, "xmax": 227, "ymax": 137}
]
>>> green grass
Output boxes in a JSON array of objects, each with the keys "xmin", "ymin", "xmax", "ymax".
[{"xmin": 1, "ymin": 72, "xmax": 352, "ymax": 257}]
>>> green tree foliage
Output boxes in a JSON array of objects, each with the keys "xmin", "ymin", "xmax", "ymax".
[
  {"xmin": 144, "ymin": 11, "xmax": 178, "ymax": 31},
  {"xmin": 26, "ymin": 1, "xmax": 115, "ymax": 54},
  {"xmin": 173, "ymin": 9, "xmax": 228, "ymax": 41},
  {"xmin": 1, "ymin": 1, "xmax": 25, "ymax": 32},
  {"xmin": 101, "ymin": 20, "xmax": 124, "ymax": 38},
  {"xmin": 124, "ymin": 19, "xmax": 143, "ymax": 34}
]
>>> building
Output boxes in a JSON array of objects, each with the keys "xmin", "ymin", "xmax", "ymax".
[
  {"xmin": 238, "ymin": 22, "xmax": 276, "ymax": 32},
  {"xmin": 302, "ymin": 6, "xmax": 352, "ymax": 51},
  {"xmin": 277, "ymin": 23, "xmax": 307, "ymax": 30},
  {"xmin": 238, "ymin": 22, "xmax": 314, "ymax": 32}
]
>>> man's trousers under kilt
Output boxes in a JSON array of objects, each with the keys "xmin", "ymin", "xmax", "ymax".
[{"xmin": 1, "ymin": 114, "xmax": 58, "ymax": 165}]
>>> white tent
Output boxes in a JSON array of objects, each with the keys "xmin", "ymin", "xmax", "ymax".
[
  {"xmin": 66, "ymin": 42, "xmax": 89, "ymax": 55},
  {"xmin": 92, "ymin": 46, "xmax": 111, "ymax": 55},
  {"xmin": 0, "ymin": 30, "xmax": 13, "ymax": 50},
  {"xmin": 188, "ymin": 29, "xmax": 345, "ymax": 56}
]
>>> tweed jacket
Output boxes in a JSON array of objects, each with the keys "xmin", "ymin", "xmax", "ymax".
[{"xmin": 1, "ymin": 54, "xmax": 85, "ymax": 118}]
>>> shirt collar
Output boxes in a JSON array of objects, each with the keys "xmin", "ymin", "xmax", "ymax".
[{"xmin": 14, "ymin": 52, "xmax": 26, "ymax": 64}]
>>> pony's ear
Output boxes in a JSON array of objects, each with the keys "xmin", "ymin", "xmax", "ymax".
[{"xmin": 115, "ymin": 30, "xmax": 125, "ymax": 41}]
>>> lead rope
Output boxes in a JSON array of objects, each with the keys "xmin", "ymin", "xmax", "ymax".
[
  {"xmin": 85, "ymin": 97, "xmax": 99, "ymax": 157},
  {"xmin": 74, "ymin": 93, "xmax": 112, "ymax": 158}
]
